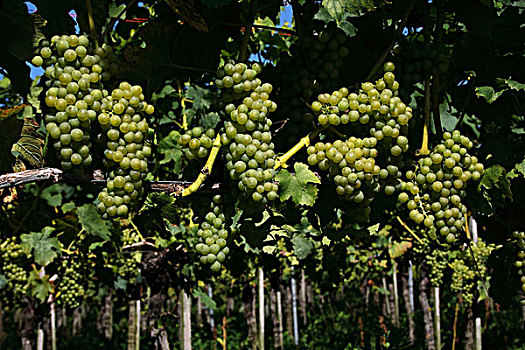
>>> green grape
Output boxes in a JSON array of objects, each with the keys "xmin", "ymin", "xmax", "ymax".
[
  {"xmin": 217, "ymin": 60, "xmax": 279, "ymax": 209},
  {"xmin": 398, "ymin": 131, "xmax": 484, "ymax": 244},
  {"xmin": 195, "ymin": 195, "xmax": 230, "ymax": 272},
  {"xmin": 97, "ymin": 82, "xmax": 153, "ymax": 219}
]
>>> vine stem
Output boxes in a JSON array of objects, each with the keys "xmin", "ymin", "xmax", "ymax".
[
  {"xmin": 273, "ymin": 126, "xmax": 324, "ymax": 170},
  {"xmin": 396, "ymin": 216, "xmax": 424, "ymax": 245},
  {"xmin": 238, "ymin": 1, "xmax": 257, "ymax": 62},
  {"xmin": 179, "ymin": 83, "xmax": 189, "ymax": 130},
  {"xmin": 419, "ymin": 4, "xmax": 433, "ymax": 156},
  {"xmin": 0, "ymin": 167, "xmax": 221, "ymax": 194},
  {"xmin": 181, "ymin": 134, "xmax": 222, "ymax": 196},
  {"xmin": 431, "ymin": 1, "xmax": 444, "ymax": 138},
  {"xmin": 86, "ymin": 0, "xmax": 99, "ymax": 48}
]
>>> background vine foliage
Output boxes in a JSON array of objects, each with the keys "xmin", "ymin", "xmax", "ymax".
[{"xmin": 0, "ymin": 0, "xmax": 524, "ymax": 349}]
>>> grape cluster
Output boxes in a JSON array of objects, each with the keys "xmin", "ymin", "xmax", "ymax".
[
  {"xmin": 271, "ymin": 24, "xmax": 349, "ymax": 147},
  {"xmin": 307, "ymin": 137, "xmax": 381, "ymax": 221},
  {"xmin": 394, "ymin": 40, "xmax": 449, "ymax": 85},
  {"xmin": 426, "ymin": 249, "xmax": 448, "ymax": 286},
  {"xmin": 450, "ymin": 239, "xmax": 493, "ymax": 306},
  {"xmin": 195, "ymin": 195, "xmax": 230, "ymax": 272},
  {"xmin": 217, "ymin": 62, "xmax": 280, "ymax": 206},
  {"xmin": 0, "ymin": 237, "xmax": 28, "ymax": 307},
  {"xmin": 398, "ymin": 130, "xmax": 484, "ymax": 244},
  {"xmin": 57, "ymin": 258, "xmax": 85, "ymax": 309},
  {"xmin": 177, "ymin": 126, "xmax": 217, "ymax": 160},
  {"xmin": 115, "ymin": 230, "xmax": 141, "ymax": 284},
  {"xmin": 96, "ymin": 82, "xmax": 154, "ymax": 218},
  {"xmin": 511, "ymin": 231, "xmax": 525, "ymax": 303},
  {"xmin": 33, "ymin": 35, "xmax": 117, "ymax": 172},
  {"xmin": 312, "ymin": 63, "xmax": 412, "ymax": 196},
  {"xmin": 450, "ymin": 258, "xmax": 475, "ymax": 305}
]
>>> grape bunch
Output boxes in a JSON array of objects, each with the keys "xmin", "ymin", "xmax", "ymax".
[
  {"xmin": 311, "ymin": 63, "xmax": 412, "ymax": 196},
  {"xmin": 394, "ymin": 40, "xmax": 449, "ymax": 85},
  {"xmin": 271, "ymin": 24, "xmax": 350, "ymax": 146},
  {"xmin": 114, "ymin": 230, "xmax": 141, "ymax": 284},
  {"xmin": 33, "ymin": 35, "xmax": 117, "ymax": 172},
  {"xmin": 511, "ymin": 231, "xmax": 525, "ymax": 302},
  {"xmin": 307, "ymin": 136, "xmax": 381, "ymax": 221},
  {"xmin": 450, "ymin": 258, "xmax": 475, "ymax": 305},
  {"xmin": 195, "ymin": 195, "xmax": 230, "ymax": 272},
  {"xmin": 0, "ymin": 237, "xmax": 28, "ymax": 307},
  {"xmin": 426, "ymin": 249, "xmax": 448, "ymax": 286},
  {"xmin": 57, "ymin": 258, "xmax": 85, "ymax": 309},
  {"xmin": 96, "ymin": 82, "xmax": 154, "ymax": 218},
  {"xmin": 450, "ymin": 239, "xmax": 494, "ymax": 306},
  {"xmin": 398, "ymin": 130, "xmax": 484, "ymax": 244},
  {"xmin": 217, "ymin": 62, "xmax": 280, "ymax": 206},
  {"xmin": 177, "ymin": 126, "xmax": 217, "ymax": 160}
]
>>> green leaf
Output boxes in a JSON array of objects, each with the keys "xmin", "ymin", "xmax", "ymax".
[
  {"xmin": 275, "ymin": 163, "xmax": 321, "ymax": 206},
  {"xmin": 185, "ymin": 85, "xmax": 213, "ymax": 111},
  {"xmin": 20, "ymin": 227, "xmax": 60, "ymax": 266},
  {"xmin": 439, "ymin": 101, "xmax": 458, "ymax": 132},
  {"xmin": 322, "ymin": 0, "xmax": 346, "ymax": 22},
  {"xmin": 158, "ymin": 131, "xmax": 183, "ymax": 172},
  {"xmin": 291, "ymin": 235, "xmax": 313, "ymax": 259},
  {"xmin": 515, "ymin": 158, "xmax": 525, "ymax": 176},
  {"xmin": 109, "ymin": 3, "xmax": 126, "ymax": 18},
  {"xmin": 478, "ymin": 165, "xmax": 512, "ymax": 208},
  {"xmin": 0, "ymin": 77, "xmax": 11, "ymax": 89},
  {"xmin": 0, "ymin": 113, "xmax": 24, "ymax": 173},
  {"xmin": 193, "ymin": 287, "xmax": 216, "ymax": 310},
  {"xmin": 152, "ymin": 84, "xmax": 177, "ymax": 102},
  {"xmin": 475, "ymin": 86, "xmax": 504, "ymax": 103},
  {"xmin": 338, "ymin": 20, "xmax": 358, "ymax": 37},
  {"xmin": 368, "ymin": 223, "xmax": 380, "ymax": 236},
  {"xmin": 61, "ymin": 202, "xmax": 76, "ymax": 213},
  {"xmin": 114, "ymin": 276, "xmax": 127, "ymax": 290},
  {"xmin": 314, "ymin": 7, "xmax": 333, "ymax": 22},
  {"xmin": 497, "ymin": 78, "xmax": 525, "ymax": 91},
  {"xmin": 262, "ymin": 245, "xmax": 277, "ymax": 255},
  {"xmin": 479, "ymin": 165, "xmax": 504, "ymax": 190},
  {"xmin": 0, "ymin": 275, "xmax": 7, "ymax": 290},
  {"xmin": 76, "ymin": 204, "xmax": 111, "ymax": 241},
  {"xmin": 28, "ymin": 268, "xmax": 53, "ymax": 302}
]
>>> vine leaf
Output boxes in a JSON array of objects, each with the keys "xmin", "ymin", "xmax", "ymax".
[
  {"xmin": 389, "ymin": 241, "xmax": 413, "ymax": 259},
  {"xmin": 12, "ymin": 117, "xmax": 45, "ymax": 171},
  {"xmin": 28, "ymin": 268, "xmax": 53, "ymax": 301},
  {"xmin": 322, "ymin": 0, "xmax": 346, "ymax": 23},
  {"xmin": 158, "ymin": 131, "xmax": 183, "ymax": 173},
  {"xmin": 0, "ymin": 105, "xmax": 25, "ymax": 173},
  {"xmin": 497, "ymin": 78, "xmax": 525, "ymax": 91},
  {"xmin": 508, "ymin": 157, "xmax": 525, "ymax": 179},
  {"xmin": 291, "ymin": 235, "xmax": 313, "ymax": 260},
  {"xmin": 475, "ymin": 86, "xmax": 504, "ymax": 103},
  {"xmin": 20, "ymin": 227, "xmax": 60, "ymax": 267},
  {"xmin": 114, "ymin": 276, "xmax": 127, "ymax": 290},
  {"xmin": 76, "ymin": 204, "xmax": 111, "ymax": 241},
  {"xmin": 275, "ymin": 162, "xmax": 320, "ymax": 206},
  {"xmin": 477, "ymin": 165, "xmax": 512, "ymax": 208},
  {"xmin": 193, "ymin": 287, "xmax": 216, "ymax": 310},
  {"xmin": 0, "ymin": 275, "xmax": 7, "ymax": 290},
  {"xmin": 368, "ymin": 223, "xmax": 380, "ymax": 236}
]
